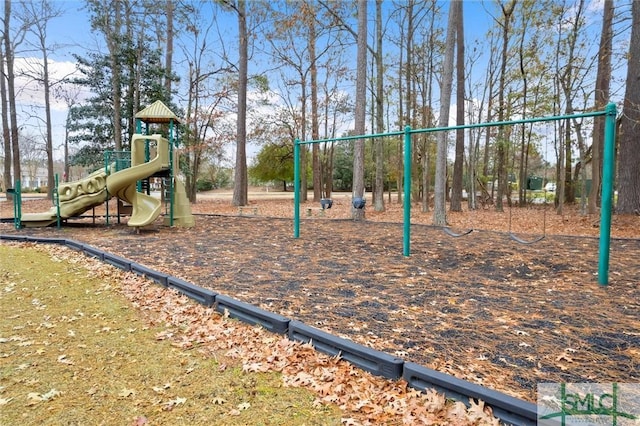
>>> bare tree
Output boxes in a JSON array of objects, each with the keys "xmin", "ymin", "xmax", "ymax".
[
  {"xmin": 232, "ymin": 0, "xmax": 248, "ymax": 206},
  {"xmin": 20, "ymin": 0, "xmax": 63, "ymax": 199},
  {"xmin": 0, "ymin": 37, "xmax": 10, "ymax": 193},
  {"xmin": 55, "ymin": 83, "xmax": 81, "ymax": 182},
  {"xmin": 588, "ymin": 0, "xmax": 614, "ymax": 214},
  {"xmin": 494, "ymin": 0, "xmax": 516, "ymax": 212},
  {"xmin": 352, "ymin": 0, "xmax": 367, "ymax": 220},
  {"xmin": 450, "ymin": 0, "xmax": 465, "ymax": 212},
  {"xmin": 433, "ymin": 1, "xmax": 459, "ymax": 226},
  {"xmin": 164, "ymin": 0, "xmax": 175, "ymax": 95},
  {"xmin": 373, "ymin": 0, "xmax": 385, "ymax": 212},
  {"xmin": 2, "ymin": 0, "xmax": 28, "ymax": 191},
  {"xmin": 617, "ymin": 0, "xmax": 640, "ymax": 214}
]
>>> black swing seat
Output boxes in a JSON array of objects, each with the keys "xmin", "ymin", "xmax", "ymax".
[
  {"xmin": 442, "ymin": 227, "xmax": 474, "ymax": 237},
  {"xmin": 509, "ymin": 233, "xmax": 545, "ymax": 244}
]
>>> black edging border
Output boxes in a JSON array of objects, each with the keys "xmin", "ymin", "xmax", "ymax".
[{"xmin": 1, "ymin": 234, "xmax": 537, "ymax": 426}]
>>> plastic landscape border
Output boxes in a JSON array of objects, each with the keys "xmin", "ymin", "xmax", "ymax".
[
  {"xmin": 0, "ymin": 234, "xmax": 537, "ymax": 425},
  {"xmin": 293, "ymin": 103, "xmax": 617, "ymax": 286}
]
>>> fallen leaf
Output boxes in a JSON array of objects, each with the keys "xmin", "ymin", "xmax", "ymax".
[
  {"xmin": 118, "ymin": 388, "xmax": 136, "ymax": 398},
  {"xmin": 58, "ymin": 354, "xmax": 74, "ymax": 365}
]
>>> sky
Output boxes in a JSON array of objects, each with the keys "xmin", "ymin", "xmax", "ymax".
[{"xmin": 5, "ymin": 0, "xmax": 622, "ymax": 166}]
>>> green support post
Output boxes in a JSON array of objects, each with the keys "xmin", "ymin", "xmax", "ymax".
[
  {"xmin": 293, "ymin": 139, "xmax": 300, "ymax": 238},
  {"xmin": 598, "ymin": 102, "xmax": 617, "ymax": 286},
  {"xmin": 11, "ymin": 180, "xmax": 22, "ymax": 229},
  {"xmin": 105, "ymin": 152, "xmax": 110, "ymax": 225},
  {"xmin": 403, "ymin": 126, "xmax": 411, "ymax": 256},
  {"xmin": 169, "ymin": 118, "xmax": 174, "ymax": 226}
]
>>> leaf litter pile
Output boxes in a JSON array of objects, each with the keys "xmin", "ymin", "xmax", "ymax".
[{"xmin": 2, "ymin": 194, "xmax": 640, "ymax": 422}]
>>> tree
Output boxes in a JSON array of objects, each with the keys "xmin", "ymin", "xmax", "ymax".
[
  {"xmin": 588, "ymin": 0, "xmax": 614, "ymax": 214},
  {"xmin": 70, "ymin": 1, "xmax": 174, "ymax": 167},
  {"xmin": 20, "ymin": 0, "xmax": 63, "ymax": 199},
  {"xmin": 450, "ymin": 0, "xmax": 465, "ymax": 212},
  {"xmin": 373, "ymin": 0, "xmax": 385, "ymax": 212},
  {"xmin": 229, "ymin": 0, "xmax": 248, "ymax": 207},
  {"xmin": 179, "ymin": 1, "xmax": 234, "ymax": 202},
  {"xmin": 2, "ymin": 0, "xmax": 27, "ymax": 191},
  {"xmin": 617, "ymin": 0, "xmax": 640, "ymax": 214},
  {"xmin": 85, "ymin": 0, "xmax": 123, "ymax": 150},
  {"xmin": 433, "ymin": 1, "xmax": 459, "ymax": 226},
  {"xmin": 249, "ymin": 143, "xmax": 294, "ymax": 190},
  {"xmin": 55, "ymin": 84, "xmax": 81, "ymax": 182},
  {"xmin": 494, "ymin": 0, "xmax": 516, "ymax": 213},
  {"xmin": 0, "ymin": 35, "xmax": 10, "ymax": 193},
  {"xmin": 164, "ymin": 0, "xmax": 175, "ymax": 95},
  {"xmin": 351, "ymin": 0, "xmax": 367, "ymax": 220}
]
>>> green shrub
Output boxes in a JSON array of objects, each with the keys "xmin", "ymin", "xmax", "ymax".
[{"xmin": 196, "ymin": 179, "xmax": 214, "ymax": 192}]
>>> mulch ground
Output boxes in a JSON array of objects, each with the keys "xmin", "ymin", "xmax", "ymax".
[{"xmin": 2, "ymin": 194, "xmax": 640, "ymax": 403}]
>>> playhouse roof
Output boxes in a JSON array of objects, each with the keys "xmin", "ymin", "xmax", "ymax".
[{"xmin": 135, "ymin": 100, "xmax": 181, "ymax": 124}]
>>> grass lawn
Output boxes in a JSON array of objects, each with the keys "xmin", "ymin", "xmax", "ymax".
[{"xmin": 0, "ymin": 243, "xmax": 342, "ymax": 425}]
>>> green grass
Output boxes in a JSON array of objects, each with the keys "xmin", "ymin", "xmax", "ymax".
[{"xmin": 0, "ymin": 244, "xmax": 342, "ymax": 425}]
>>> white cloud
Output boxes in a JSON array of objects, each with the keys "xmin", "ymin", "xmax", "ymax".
[{"xmin": 14, "ymin": 57, "xmax": 83, "ymax": 111}]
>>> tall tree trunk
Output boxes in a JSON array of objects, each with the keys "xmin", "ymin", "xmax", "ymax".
[
  {"xmin": 405, "ymin": 1, "xmax": 414, "ymax": 202},
  {"xmin": 0, "ymin": 41, "xmax": 11, "ymax": 193},
  {"xmin": 495, "ymin": 0, "xmax": 516, "ymax": 212},
  {"xmin": 421, "ymin": 10, "xmax": 435, "ymax": 214},
  {"xmin": 4, "ymin": 0, "xmax": 21, "ymax": 190},
  {"xmin": 561, "ymin": 0, "xmax": 586, "ymax": 206},
  {"xmin": 433, "ymin": 1, "xmax": 458, "ymax": 226},
  {"xmin": 373, "ymin": 0, "xmax": 385, "ymax": 212},
  {"xmin": 617, "ymin": 0, "xmax": 640, "ymax": 214},
  {"xmin": 351, "ymin": 0, "xmax": 367, "ymax": 220},
  {"xmin": 450, "ymin": 0, "xmax": 465, "ymax": 212},
  {"xmin": 232, "ymin": 0, "xmax": 248, "ymax": 206},
  {"xmin": 517, "ymin": 10, "xmax": 528, "ymax": 206},
  {"xmin": 309, "ymin": 12, "xmax": 321, "ymax": 202},
  {"xmin": 589, "ymin": 0, "xmax": 613, "ymax": 214},
  {"xmin": 42, "ymin": 47, "xmax": 54, "ymax": 199},
  {"xmin": 164, "ymin": 0, "xmax": 174, "ymax": 96},
  {"xmin": 110, "ymin": 0, "xmax": 123, "ymax": 150}
]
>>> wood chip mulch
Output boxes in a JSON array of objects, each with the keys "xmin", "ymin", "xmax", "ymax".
[{"xmin": 2, "ymin": 195, "xmax": 639, "ymax": 403}]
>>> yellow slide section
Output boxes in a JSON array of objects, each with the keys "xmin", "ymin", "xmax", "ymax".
[
  {"xmin": 20, "ymin": 134, "xmax": 170, "ymax": 228},
  {"xmin": 106, "ymin": 134, "xmax": 169, "ymax": 227}
]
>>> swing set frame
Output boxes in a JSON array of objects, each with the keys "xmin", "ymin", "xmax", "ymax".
[{"xmin": 293, "ymin": 103, "xmax": 618, "ymax": 286}]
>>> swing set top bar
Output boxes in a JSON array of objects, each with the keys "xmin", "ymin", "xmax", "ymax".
[
  {"xmin": 293, "ymin": 102, "xmax": 617, "ymax": 286},
  {"xmin": 294, "ymin": 108, "xmax": 608, "ymax": 146}
]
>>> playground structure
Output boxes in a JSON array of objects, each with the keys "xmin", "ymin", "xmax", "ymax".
[{"xmin": 12, "ymin": 101, "xmax": 194, "ymax": 229}]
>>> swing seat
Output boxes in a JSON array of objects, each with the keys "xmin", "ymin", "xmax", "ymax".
[
  {"xmin": 509, "ymin": 233, "xmax": 545, "ymax": 244},
  {"xmin": 443, "ymin": 227, "xmax": 473, "ymax": 237}
]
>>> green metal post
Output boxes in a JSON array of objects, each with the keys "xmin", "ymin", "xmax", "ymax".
[
  {"xmin": 105, "ymin": 152, "xmax": 110, "ymax": 225},
  {"xmin": 169, "ymin": 119, "xmax": 174, "ymax": 226},
  {"xmin": 403, "ymin": 126, "xmax": 411, "ymax": 256},
  {"xmin": 55, "ymin": 174, "xmax": 61, "ymax": 229},
  {"xmin": 598, "ymin": 102, "xmax": 617, "ymax": 286},
  {"xmin": 293, "ymin": 139, "xmax": 300, "ymax": 238},
  {"xmin": 12, "ymin": 179, "xmax": 22, "ymax": 229}
]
